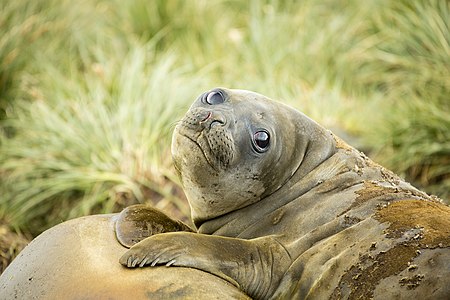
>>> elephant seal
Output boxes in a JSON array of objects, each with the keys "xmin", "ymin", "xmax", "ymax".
[
  {"xmin": 0, "ymin": 206, "xmax": 250, "ymax": 300},
  {"xmin": 121, "ymin": 88, "xmax": 450, "ymax": 299}
]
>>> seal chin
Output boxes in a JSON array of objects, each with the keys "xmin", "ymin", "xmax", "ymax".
[
  {"xmin": 179, "ymin": 134, "xmax": 218, "ymax": 171},
  {"xmin": 173, "ymin": 124, "xmax": 234, "ymax": 172}
]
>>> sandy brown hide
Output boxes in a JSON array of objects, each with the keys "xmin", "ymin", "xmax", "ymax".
[
  {"xmin": 330, "ymin": 200, "xmax": 450, "ymax": 299},
  {"xmin": 375, "ymin": 199, "xmax": 450, "ymax": 248},
  {"xmin": 0, "ymin": 214, "xmax": 249, "ymax": 300}
]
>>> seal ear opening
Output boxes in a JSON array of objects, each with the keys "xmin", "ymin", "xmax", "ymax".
[{"xmin": 115, "ymin": 205, "xmax": 193, "ymax": 248}]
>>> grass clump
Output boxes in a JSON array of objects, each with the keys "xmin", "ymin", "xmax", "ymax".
[
  {"xmin": 0, "ymin": 0, "xmax": 122, "ymax": 119},
  {"xmin": 0, "ymin": 219, "xmax": 30, "ymax": 273},
  {"xmin": 359, "ymin": 0, "xmax": 450, "ymax": 200},
  {"xmin": 0, "ymin": 44, "xmax": 204, "ymax": 233},
  {"xmin": 368, "ymin": 95, "xmax": 450, "ymax": 200}
]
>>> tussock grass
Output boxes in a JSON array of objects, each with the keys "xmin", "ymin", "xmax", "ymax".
[
  {"xmin": 0, "ymin": 44, "xmax": 204, "ymax": 232},
  {"xmin": 359, "ymin": 0, "xmax": 450, "ymax": 200},
  {"xmin": 368, "ymin": 95, "xmax": 450, "ymax": 200},
  {"xmin": 0, "ymin": 219, "xmax": 30, "ymax": 273},
  {"xmin": 0, "ymin": 0, "xmax": 121, "ymax": 116},
  {"xmin": 0, "ymin": 0, "xmax": 448, "ymax": 236}
]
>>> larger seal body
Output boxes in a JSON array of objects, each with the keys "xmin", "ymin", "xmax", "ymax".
[
  {"xmin": 121, "ymin": 88, "xmax": 450, "ymax": 299},
  {"xmin": 0, "ymin": 212, "xmax": 249, "ymax": 300}
]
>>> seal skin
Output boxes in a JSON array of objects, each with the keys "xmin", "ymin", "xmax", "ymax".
[
  {"xmin": 0, "ymin": 210, "xmax": 250, "ymax": 300},
  {"xmin": 121, "ymin": 88, "xmax": 450, "ymax": 299}
]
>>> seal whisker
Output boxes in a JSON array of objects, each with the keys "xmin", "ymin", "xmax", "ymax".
[{"xmin": 169, "ymin": 120, "xmax": 182, "ymax": 130}]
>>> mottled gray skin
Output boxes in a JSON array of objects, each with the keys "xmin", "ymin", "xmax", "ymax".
[
  {"xmin": 121, "ymin": 88, "xmax": 450, "ymax": 299},
  {"xmin": 0, "ymin": 212, "xmax": 249, "ymax": 300}
]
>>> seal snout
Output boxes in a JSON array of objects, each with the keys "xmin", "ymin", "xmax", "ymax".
[
  {"xmin": 198, "ymin": 112, "xmax": 224, "ymax": 129},
  {"xmin": 175, "ymin": 106, "xmax": 234, "ymax": 170},
  {"xmin": 189, "ymin": 109, "xmax": 226, "ymax": 131},
  {"xmin": 193, "ymin": 109, "xmax": 211, "ymax": 124}
]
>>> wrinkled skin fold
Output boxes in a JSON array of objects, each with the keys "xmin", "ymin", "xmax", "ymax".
[{"xmin": 121, "ymin": 88, "xmax": 450, "ymax": 299}]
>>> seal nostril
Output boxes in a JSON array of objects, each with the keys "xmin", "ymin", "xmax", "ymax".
[
  {"xmin": 210, "ymin": 120, "xmax": 223, "ymax": 129},
  {"xmin": 199, "ymin": 112, "xmax": 212, "ymax": 124}
]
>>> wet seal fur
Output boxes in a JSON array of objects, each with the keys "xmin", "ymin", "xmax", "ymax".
[{"xmin": 121, "ymin": 88, "xmax": 450, "ymax": 299}]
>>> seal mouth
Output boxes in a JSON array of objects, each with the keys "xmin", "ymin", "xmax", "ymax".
[
  {"xmin": 178, "ymin": 132, "xmax": 219, "ymax": 172},
  {"xmin": 175, "ymin": 107, "xmax": 234, "ymax": 171}
]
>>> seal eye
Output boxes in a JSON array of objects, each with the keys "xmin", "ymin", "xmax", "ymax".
[
  {"xmin": 253, "ymin": 130, "xmax": 270, "ymax": 152},
  {"xmin": 205, "ymin": 91, "xmax": 224, "ymax": 105}
]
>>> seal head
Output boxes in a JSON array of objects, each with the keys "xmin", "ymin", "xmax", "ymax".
[{"xmin": 172, "ymin": 88, "xmax": 335, "ymax": 228}]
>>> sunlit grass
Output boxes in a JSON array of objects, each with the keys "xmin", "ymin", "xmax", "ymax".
[
  {"xmin": 0, "ymin": 0, "xmax": 122, "ymax": 116},
  {"xmin": 0, "ymin": 43, "xmax": 207, "ymax": 233},
  {"xmin": 367, "ymin": 94, "xmax": 450, "ymax": 200},
  {"xmin": 359, "ymin": 0, "xmax": 450, "ymax": 200}
]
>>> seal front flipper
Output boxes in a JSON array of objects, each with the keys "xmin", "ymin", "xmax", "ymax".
[
  {"xmin": 119, "ymin": 232, "xmax": 291, "ymax": 299},
  {"xmin": 115, "ymin": 204, "xmax": 193, "ymax": 248}
]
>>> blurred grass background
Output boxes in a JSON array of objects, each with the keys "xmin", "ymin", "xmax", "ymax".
[{"xmin": 0, "ymin": 0, "xmax": 449, "ymax": 270}]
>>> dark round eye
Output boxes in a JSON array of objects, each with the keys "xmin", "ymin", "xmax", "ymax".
[
  {"xmin": 205, "ymin": 91, "xmax": 224, "ymax": 105},
  {"xmin": 253, "ymin": 130, "xmax": 270, "ymax": 152}
]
